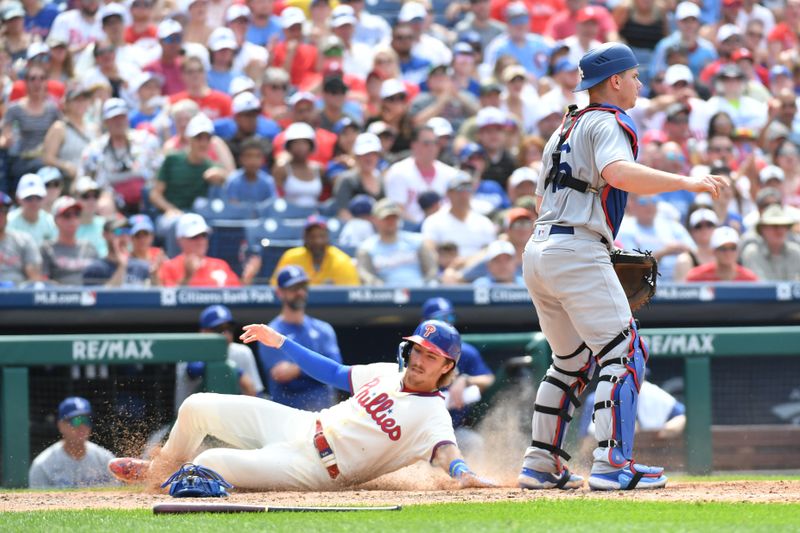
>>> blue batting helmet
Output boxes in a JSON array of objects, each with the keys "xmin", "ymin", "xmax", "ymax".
[
  {"xmin": 403, "ymin": 319, "xmax": 461, "ymax": 363},
  {"xmin": 421, "ymin": 297, "xmax": 455, "ymax": 323},
  {"xmin": 199, "ymin": 305, "xmax": 234, "ymax": 329},
  {"xmin": 574, "ymin": 42, "xmax": 639, "ymax": 92}
]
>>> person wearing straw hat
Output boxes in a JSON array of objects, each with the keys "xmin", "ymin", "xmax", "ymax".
[{"xmin": 741, "ymin": 204, "xmax": 800, "ymax": 280}]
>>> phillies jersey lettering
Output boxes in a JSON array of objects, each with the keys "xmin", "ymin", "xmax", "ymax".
[{"xmin": 354, "ymin": 378, "xmax": 402, "ymax": 441}]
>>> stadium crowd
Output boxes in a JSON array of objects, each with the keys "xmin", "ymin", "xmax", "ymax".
[{"xmin": 1, "ymin": 0, "xmax": 800, "ymax": 288}]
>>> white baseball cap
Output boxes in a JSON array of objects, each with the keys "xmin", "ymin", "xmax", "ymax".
[
  {"xmin": 281, "ymin": 6, "xmax": 306, "ymax": 28},
  {"xmin": 710, "ymin": 226, "xmax": 739, "ymax": 250},
  {"xmin": 232, "ymin": 91, "xmax": 261, "ymax": 114},
  {"xmin": 759, "ymin": 164, "xmax": 785, "ymax": 184},
  {"xmin": 157, "ymin": 18, "xmax": 183, "ymax": 39},
  {"xmin": 16, "ymin": 173, "xmax": 47, "ymax": 200},
  {"xmin": 287, "ymin": 91, "xmax": 317, "ymax": 107},
  {"xmin": 208, "ymin": 28, "xmax": 238, "ymax": 52},
  {"xmin": 509, "ymin": 167, "xmax": 538, "ymax": 188},
  {"xmin": 426, "ymin": 117, "xmax": 454, "ymax": 137},
  {"xmin": 398, "ymin": 1, "xmax": 426, "ymax": 23},
  {"xmin": 486, "ymin": 240, "xmax": 516, "ymax": 261},
  {"xmin": 229, "ymin": 76, "xmax": 256, "ymax": 95},
  {"xmin": 74, "ymin": 175, "xmax": 101, "ymax": 195},
  {"xmin": 380, "ymin": 78, "xmax": 407, "ymax": 99},
  {"xmin": 225, "ymin": 4, "xmax": 251, "ymax": 22},
  {"xmin": 26, "ymin": 42, "xmax": 50, "ymax": 61},
  {"xmin": 102, "ymin": 98, "xmax": 129, "ymax": 120},
  {"xmin": 176, "ymin": 213, "xmax": 211, "ymax": 238},
  {"xmin": 130, "ymin": 71, "xmax": 163, "ymax": 93},
  {"xmin": 353, "ymin": 133, "xmax": 382, "ymax": 156},
  {"xmin": 717, "ymin": 23, "xmax": 742, "ymax": 43},
  {"xmin": 185, "ymin": 113, "xmax": 215, "ymax": 138},
  {"xmin": 476, "ymin": 106, "xmax": 507, "ymax": 129},
  {"xmin": 664, "ymin": 64, "xmax": 694, "ymax": 86},
  {"xmin": 330, "ymin": 4, "xmax": 357, "ymax": 27},
  {"xmin": 675, "ymin": 1, "xmax": 700, "ymax": 20},
  {"xmin": 689, "ymin": 208, "xmax": 719, "ymax": 228},
  {"xmin": 99, "ymin": 2, "xmax": 126, "ymax": 21},
  {"xmin": 284, "ymin": 122, "xmax": 316, "ymax": 143}
]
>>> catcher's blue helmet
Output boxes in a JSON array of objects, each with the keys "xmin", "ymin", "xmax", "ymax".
[
  {"xmin": 575, "ymin": 42, "xmax": 639, "ymax": 92},
  {"xmin": 421, "ymin": 297, "xmax": 455, "ymax": 323},
  {"xmin": 403, "ymin": 319, "xmax": 461, "ymax": 363},
  {"xmin": 199, "ymin": 305, "xmax": 234, "ymax": 329}
]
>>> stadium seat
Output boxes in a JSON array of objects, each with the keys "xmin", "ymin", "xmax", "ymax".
[
  {"xmin": 257, "ymin": 197, "xmax": 318, "ymax": 221},
  {"xmin": 193, "ymin": 197, "xmax": 258, "ymax": 221},
  {"xmin": 206, "ymin": 220, "xmax": 260, "ymax": 275}
]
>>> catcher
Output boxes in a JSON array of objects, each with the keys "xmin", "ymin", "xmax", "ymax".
[
  {"xmin": 109, "ymin": 320, "xmax": 494, "ymax": 491},
  {"xmin": 518, "ymin": 42, "xmax": 727, "ymax": 491}
]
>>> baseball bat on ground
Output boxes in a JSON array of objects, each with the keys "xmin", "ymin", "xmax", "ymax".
[{"xmin": 152, "ymin": 503, "xmax": 402, "ymax": 514}]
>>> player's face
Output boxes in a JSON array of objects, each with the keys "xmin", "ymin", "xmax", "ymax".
[
  {"xmin": 404, "ymin": 343, "xmax": 454, "ymax": 391},
  {"xmin": 618, "ymin": 68, "xmax": 642, "ymax": 109},
  {"xmin": 279, "ymin": 282, "xmax": 308, "ymax": 311}
]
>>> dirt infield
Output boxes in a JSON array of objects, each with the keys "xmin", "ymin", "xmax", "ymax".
[{"xmin": 3, "ymin": 479, "xmax": 799, "ymax": 512}]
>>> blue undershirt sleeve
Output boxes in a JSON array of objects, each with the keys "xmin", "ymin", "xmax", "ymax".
[{"xmin": 280, "ymin": 337, "xmax": 352, "ymax": 392}]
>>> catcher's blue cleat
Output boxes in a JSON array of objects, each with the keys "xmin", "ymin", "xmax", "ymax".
[
  {"xmin": 518, "ymin": 467, "xmax": 584, "ymax": 490},
  {"xmin": 161, "ymin": 463, "xmax": 234, "ymax": 498},
  {"xmin": 589, "ymin": 462, "xmax": 667, "ymax": 491}
]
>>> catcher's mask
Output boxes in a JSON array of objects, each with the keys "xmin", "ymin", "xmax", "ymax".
[{"xmin": 397, "ymin": 319, "xmax": 462, "ymax": 371}]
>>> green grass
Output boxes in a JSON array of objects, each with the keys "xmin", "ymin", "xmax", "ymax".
[{"xmin": 3, "ymin": 501, "xmax": 800, "ymax": 533}]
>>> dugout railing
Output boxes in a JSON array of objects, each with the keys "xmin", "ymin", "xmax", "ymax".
[
  {"xmin": 0, "ymin": 333, "xmax": 238, "ymax": 488},
  {"xmin": 463, "ymin": 326, "xmax": 800, "ymax": 475}
]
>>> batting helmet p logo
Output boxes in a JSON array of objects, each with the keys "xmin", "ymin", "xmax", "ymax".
[{"xmin": 423, "ymin": 324, "xmax": 437, "ymax": 337}]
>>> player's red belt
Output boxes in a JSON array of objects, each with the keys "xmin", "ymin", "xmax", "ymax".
[{"xmin": 314, "ymin": 420, "xmax": 340, "ymax": 479}]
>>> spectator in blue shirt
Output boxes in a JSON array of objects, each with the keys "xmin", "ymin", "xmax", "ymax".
[
  {"xmin": 483, "ymin": 2, "xmax": 552, "ymax": 79},
  {"xmin": 82, "ymin": 218, "xmax": 151, "ymax": 287},
  {"xmin": 245, "ymin": 0, "xmax": 283, "ymax": 45},
  {"xmin": 223, "ymin": 137, "xmax": 277, "ymax": 204},
  {"xmin": 24, "ymin": 0, "xmax": 62, "ymax": 40},
  {"xmin": 214, "ymin": 91, "xmax": 280, "ymax": 166},
  {"xmin": 391, "ymin": 22, "xmax": 431, "ymax": 85},
  {"xmin": 257, "ymin": 266, "xmax": 343, "ymax": 410},
  {"xmin": 651, "ymin": 2, "xmax": 718, "ymax": 81}
]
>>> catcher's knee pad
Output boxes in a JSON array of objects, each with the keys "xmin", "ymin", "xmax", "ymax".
[
  {"xmin": 530, "ymin": 342, "xmax": 594, "ymax": 463},
  {"xmin": 593, "ymin": 320, "xmax": 648, "ymax": 467}
]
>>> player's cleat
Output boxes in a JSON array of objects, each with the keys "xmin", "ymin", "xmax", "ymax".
[
  {"xmin": 588, "ymin": 462, "xmax": 667, "ymax": 491},
  {"xmin": 108, "ymin": 457, "xmax": 151, "ymax": 483},
  {"xmin": 518, "ymin": 467, "xmax": 584, "ymax": 490}
]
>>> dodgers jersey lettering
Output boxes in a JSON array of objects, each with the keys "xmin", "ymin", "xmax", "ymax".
[
  {"xmin": 536, "ymin": 108, "xmax": 637, "ymax": 243},
  {"xmin": 318, "ymin": 363, "xmax": 456, "ymax": 484}
]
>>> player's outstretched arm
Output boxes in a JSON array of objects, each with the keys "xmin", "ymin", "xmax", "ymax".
[
  {"xmin": 241, "ymin": 324, "xmax": 352, "ymax": 392},
  {"xmin": 432, "ymin": 443, "xmax": 496, "ymax": 489},
  {"xmin": 603, "ymin": 160, "xmax": 729, "ymax": 197}
]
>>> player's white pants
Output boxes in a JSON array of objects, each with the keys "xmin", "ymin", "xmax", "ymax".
[
  {"xmin": 160, "ymin": 393, "xmax": 340, "ymax": 490},
  {"xmin": 521, "ymin": 232, "xmax": 634, "ymax": 474}
]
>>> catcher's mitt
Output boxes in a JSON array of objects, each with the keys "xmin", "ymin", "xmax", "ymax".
[
  {"xmin": 611, "ymin": 249, "xmax": 658, "ymax": 312},
  {"xmin": 161, "ymin": 463, "xmax": 233, "ymax": 498}
]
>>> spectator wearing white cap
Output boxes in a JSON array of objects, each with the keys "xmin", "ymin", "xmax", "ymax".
[
  {"xmin": 365, "ymin": 78, "xmax": 415, "ymax": 155},
  {"xmin": 81, "ymin": 2, "xmax": 142, "ymax": 82},
  {"xmin": 41, "ymin": 83, "xmax": 95, "ymax": 190},
  {"xmin": 48, "ymin": 0, "xmax": 105, "ymax": 53},
  {"xmin": 40, "ymin": 196, "xmax": 100, "ymax": 285},
  {"xmin": 384, "ymin": 125, "xmax": 460, "ymax": 224},
  {"xmin": 0, "ymin": 190, "xmax": 42, "ymax": 286},
  {"xmin": 272, "ymin": 122, "xmax": 326, "ymax": 208},
  {"xmin": 332, "ymin": 133, "xmax": 385, "ymax": 219},
  {"xmin": 697, "ymin": 23, "xmax": 747, "ymax": 85},
  {"xmin": 270, "ymin": 7, "xmax": 321, "ymax": 91},
  {"xmin": 78, "ymin": 98, "xmax": 162, "ymax": 213},
  {"xmin": 673, "ymin": 208, "xmax": 719, "ymax": 282},
  {"xmin": 245, "ymin": 0, "xmax": 284, "ymax": 46},
  {"xmin": 483, "ymin": 2, "xmax": 552, "ymax": 79},
  {"xmin": 651, "ymin": 1, "xmax": 717, "ymax": 80},
  {"xmin": 272, "ymin": 92, "xmax": 338, "ymax": 165},
  {"xmin": 426, "ymin": 117, "xmax": 457, "ymax": 167},
  {"xmin": 72, "ymin": 176, "xmax": 108, "ymax": 258},
  {"xmin": 7, "ymin": 173, "xmax": 56, "ymax": 246},
  {"xmin": 472, "ymin": 239, "xmax": 523, "ymax": 286},
  {"xmin": 473, "ymin": 107, "xmax": 517, "ymax": 187},
  {"xmin": 636, "ymin": 63, "xmax": 711, "ymax": 140},
  {"xmin": 206, "ymin": 27, "xmax": 243, "ymax": 94},
  {"xmin": 214, "ymin": 91, "xmax": 280, "ymax": 166},
  {"xmin": 158, "ymin": 213, "xmax": 242, "ymax": 287},
  {"xmin": 143, "ymin": 19, "xmax": 186, "ymax": 96},
  {"xmin": 168, "ymin": 55, "xmax": 234, "ymax": 120},
  {"xmin": 686, "ymin": 226, "xmax": 759, "ymax": 282},
  {"xmin": 328, "ymin": 4, "xmax": 373, "ymax": 79},
  {"xmin": 2, "ymin": 2, "xmax": 31, "ymax": 61},
  {"xmin": 181, "ymin": 0, "xmax": 213, "ymax": 45},
  {"xmin": 127, "ymin": 72, "xmax": 167, "ymax": 129},
  {"xmin": 706, "ymin": 63, "xmax": 768, "ymax": 130},
  {"xmin": 397, "ymin": 0, "xmax": 453, "ymax": 69},
  {"xmin": 260, "ymin": 67, "xmax": 291, "ymax": 123},
  {"xmin": 225, "ymin": 4, "xmax": 269, "ymax": 79}
]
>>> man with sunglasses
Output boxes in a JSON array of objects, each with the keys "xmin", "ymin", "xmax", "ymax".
[
  {"xmin": 40, "ymin": 196, "xmax": 99, "ymax": 285},
  {"xmin": 175, "ymin": 305, "xmax": 265, "ymax": 409},
  {"xmin": 29, "ymin": 396, "xmax": 118, "ymax": 488},
  {"xmin": 144, "ymin": 19, "xmax": 187, "ymax": 96},
  {"xmin": 7, "ymin": 173, "xmax": 56, "ymax": 246},
  {"xmin": 82, "ymin": 218, "xmax": 151, "ymax": 287},
  {"xmin": 686, "ymin": 225, "xmax": 758, "ymax": 282},
  {"xmin": 0, "ymin": 191, "xmax": 42, "ymax": 287}
]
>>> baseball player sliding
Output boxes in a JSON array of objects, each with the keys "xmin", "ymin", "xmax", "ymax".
[
  {"xmin": 518, "ymin": 42, "xmax": 728, "ymax": 491},
  {"xmin": 109, "ymin": 320, "xmax": 494, "ymax": 490}
]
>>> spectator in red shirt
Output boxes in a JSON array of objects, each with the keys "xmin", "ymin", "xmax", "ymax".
[
  {"xmin": 490, "ymin": 0, "xmax": 565, "ymax": 36},
  {"xmin": 169, "ymin": 55, "xmax": 233, "ymax": 120},
  {"xmin": 272, "ymin": 92, "xmax": 337, "ymax": 165},
  {"xmin": 124, "ymin": 0, "xmax": 158, "ymax": 44},
  {"xmin": 686, "ymin": 226, "xmax": 759, "ymax": 282},
  {"xmin": 270, "ymin": 7, "xmax": 321, "ymax": 92},
  {"xmin": 159, "ymin": 213, "xmax": 242, "ymax": 287},
  {"xmin": 144, "ymin": 19, "xmax": 186, "ymax": 96},
  {"xmin": 544, "ymin": 0, "xmax": 618, "ymax": 41}
]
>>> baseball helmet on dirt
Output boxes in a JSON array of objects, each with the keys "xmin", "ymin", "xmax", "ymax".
[
  {"xmin": 575, "ymin": 42, "xmax": 639, "ymax": 92},
  {"xmin": 403, "ymin": 319, "xmax": 462, "ymax": 363},
  {"xmin": 199, "ymin": 305, "xmax": 234, "ymax": 329}
]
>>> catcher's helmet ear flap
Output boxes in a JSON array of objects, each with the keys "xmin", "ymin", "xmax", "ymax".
[
  {"xmin": 199, "ymin": 305, "xmax": 234, "ymax": 329},
  {"xmin": 402, "ymin": 319, "xmax": 462, "ymax": 364}
]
